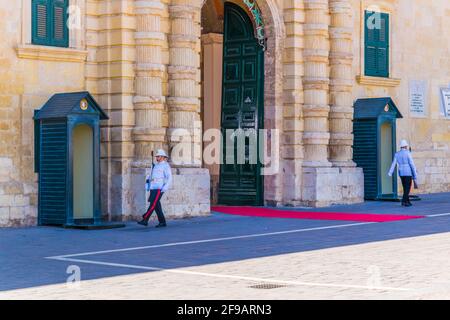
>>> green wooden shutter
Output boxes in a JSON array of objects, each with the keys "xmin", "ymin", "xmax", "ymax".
[
  {"xmin": 32, "ymin": 0, "xmax": 68, "ymax": 47},
  {"xmin": 39, "ymin": 120, "xmax": 68, "ymax": 225},
  {"xmin": 34, "ymin": 110, "xmax": 41, "ymax": 173},
  {"xmin": 353, "ymin": 120, "xmax": 378, "ymax": 199},
  {"xmin": 51, "ymin": 0, "xmax": 69, "ymax": 47},
  {"xmin": 365, "ymin": 11, "xmax": 389, "ymax": 77},
  {"xmin": 377, "ymin": 15, "xmax": 389, "ymax": 76},
  {"xmin": 32, "ymin": 0, "xmax": 50, "ymax": 45}
]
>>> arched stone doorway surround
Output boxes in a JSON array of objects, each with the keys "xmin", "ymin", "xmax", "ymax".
[{"xmin": 201, "ymin": 0, "xmax": 286, "ymax": 206}]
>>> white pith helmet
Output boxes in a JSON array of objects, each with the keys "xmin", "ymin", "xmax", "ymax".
[
  {"xmin": 155, "ymin": 149, "xmax": 168, "ymax": 158},
  {"xmin": 400, "ymin": 140, "xmax": 409, "ymax": 148}
]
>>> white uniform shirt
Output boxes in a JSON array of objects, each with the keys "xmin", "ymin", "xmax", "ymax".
[
  {"xmin": 388, "ymin": 150, "xmax": 418, "ymax": 180},
  {"xmin": 148, "ymin": 161, "xmax": 172, "ymax": 192}
]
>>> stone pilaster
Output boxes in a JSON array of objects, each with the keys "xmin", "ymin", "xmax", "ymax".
[
  {"xmin": 302, "ymin": 0, "xmax": 331, "ymax": 167},
  {"xmin": 201, "ymin": 33, "xmax": 223, "ymax": 205},
  {"xmin": 329, "ymin": 0, "xmax": 355, "ymax": 167},
  {"xmin": 282, "ymin": 0, "xmax": 305, "ymax": 206},
  {"xmin": 167, "ymin": 0, "xmax": 202, "ymax": 167},
  {"xmin": 86, "ymin": 0, "xmax": 136, "ymax": 220}
]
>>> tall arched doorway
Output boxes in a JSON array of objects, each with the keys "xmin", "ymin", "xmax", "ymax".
[
  {"xmin": 218, "ymin": 2, "xmax": 264, "ymax": 205},
  {"xmin": 201, "ymin": 0, "xmax": 284, "ymax": 205}
]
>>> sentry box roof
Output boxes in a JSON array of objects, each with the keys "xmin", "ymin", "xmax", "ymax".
[
  {"xmin": 354, "ymin": 97, "xmax": 403, "ymax": 120},
  {"xmin": 34, "ymin": 91, "xmax": 109, "ymax": 120}
]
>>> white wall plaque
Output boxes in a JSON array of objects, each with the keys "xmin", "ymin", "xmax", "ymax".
[
  {"xmin": 409, "ymin": 80, "xmax": 427, "ymax": 117},
  {"xmin": 441, "ymin": 88, "xmax": 450, "ymax": 118}
]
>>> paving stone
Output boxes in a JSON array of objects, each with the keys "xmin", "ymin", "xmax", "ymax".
[{"xmin": 0, "ymin": 193, "xmax": 449, "ymax": 299}]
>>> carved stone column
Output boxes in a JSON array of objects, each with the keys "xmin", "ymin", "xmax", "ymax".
[
  {"xmin": 302, "ymin": 0, "xmax": 331, "ymax": 167},
  {"xmin": 129, "ymin": 0, "xmax": 169, "ymax": 217},
  {"xmin": 329, "ymin": 0, "xmax": 355, "ymax": 167},
  {"xmin": 301, "ymin": 0, "xmax": 332, "ymax": 206},
  {"xmin": 282, "ymin": 0, "xmax": 305, "ymax": 206},
  {"xmin": 133, "ymin": 0, "xmax": 168, "ymax": 160},
  {"xmin": 167, "ymin": 0, "xmax": 202, "ymax": 167}
]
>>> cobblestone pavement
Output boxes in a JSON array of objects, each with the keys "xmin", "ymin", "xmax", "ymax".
[{"xmin": 1, "ymin": 193, "xmax": 449, "ymax": 300}]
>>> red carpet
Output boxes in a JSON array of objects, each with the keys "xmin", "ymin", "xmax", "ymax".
[{"xmin": 211, "ymin": 206, "xmax": 425, "ymax": 223}]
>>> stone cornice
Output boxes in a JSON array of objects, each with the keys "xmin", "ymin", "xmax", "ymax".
[{"xmin": 16, "ymin": 44, "xmax": 88, "ymax": 63}]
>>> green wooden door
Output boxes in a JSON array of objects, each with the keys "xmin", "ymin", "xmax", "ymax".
[{"xmin": 218, "ymin": 3, "xmax": 264, "ymax": 205}]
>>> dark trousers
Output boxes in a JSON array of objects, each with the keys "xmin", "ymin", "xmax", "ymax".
[
  {"xmin": 400, "ymin": 176, "xmax": 412, "ymax": 204},
  {"xmin": 142, "ymin": 189, "xmax": 166, "ymax": 224}
]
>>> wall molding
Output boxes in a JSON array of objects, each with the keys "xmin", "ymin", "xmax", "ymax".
[
  {"xmin": 356, "ymin": 75, "xmax": 401, "ymax": 87},
  {"xmin": 16, "ymin": 44, "xmax": 88, "ymax": 63}
]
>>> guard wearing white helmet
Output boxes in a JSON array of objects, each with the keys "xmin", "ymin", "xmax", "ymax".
[
  {"xmin": 138, "ymin": 149, "xmax": 172, "ymax": 227},
  {"xmin": 388, "ymin": 140, "xmax": 418, "ymax": 207}
]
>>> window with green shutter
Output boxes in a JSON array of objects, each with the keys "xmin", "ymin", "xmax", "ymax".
[
  {"xmin": 32, "ymin": 0, "xmax": 69, "ymax": 47},
  {"xmin": 365, "ymin": 11, "xmax": 389, "ymax": 78}
]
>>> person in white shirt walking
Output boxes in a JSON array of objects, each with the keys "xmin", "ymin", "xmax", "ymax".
[
  {"xmin": 388, "ymin": 140, "xmax": 418, "ymax": 207},
  {"xmin": 138, "ymin": 149, "xmax": 172, "ymax": 227}
]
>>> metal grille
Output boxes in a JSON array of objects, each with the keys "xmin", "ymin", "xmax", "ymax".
[{"xmin": 249, "ymin": 283, "xmax": 287, "ymax": 290}]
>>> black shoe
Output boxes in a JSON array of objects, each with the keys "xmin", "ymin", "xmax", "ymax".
[
  {"xmin": 137, "ymin": 220, "xmax": 148, "ymax": 226},
  {"xmin": 405, "ymin": 202, "xmax": 412, "ymax": 207},
  {"xmin": 401, "ymin": 202, "xmax": 407, "ymax": 206},
  {"xmin": 155, "ymin": 223, "xmax": 167, "ymax": 228}
]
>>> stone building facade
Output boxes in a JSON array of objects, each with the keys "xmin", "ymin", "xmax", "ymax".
[{"xmin": 0, "ymin": 0, "xmax": 449, "ymax": 227}]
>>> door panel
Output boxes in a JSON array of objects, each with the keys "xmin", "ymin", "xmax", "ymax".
[
  {"xmin": 243, "ymin": 60, "xmax": 256, "ymax": 81},
  {"xmin": 218, "ymin": 2, "xmax": 264, "ymax": 205},
  {"xmin": 225, "ymin": 61, "xmax": 240, "ymax": 82},
  {"xmin": 380, "ymin": 122, "xmax": 394, "ymax": 195},
  {"xmin": 73, "ymin": 124, "xmax": 94, "ymax": 219}
]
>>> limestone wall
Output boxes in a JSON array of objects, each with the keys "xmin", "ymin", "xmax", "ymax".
[
  {"xmin": 2, "ymin": 0, "xmax": 449, "ymax": 227},
  {"xmin": 0, "ymin": 0, "xmax": 87, "ymax": 227},
  {"xmin": 351, "ymin": 0, "xmax": 450, "ymax": 194}
]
